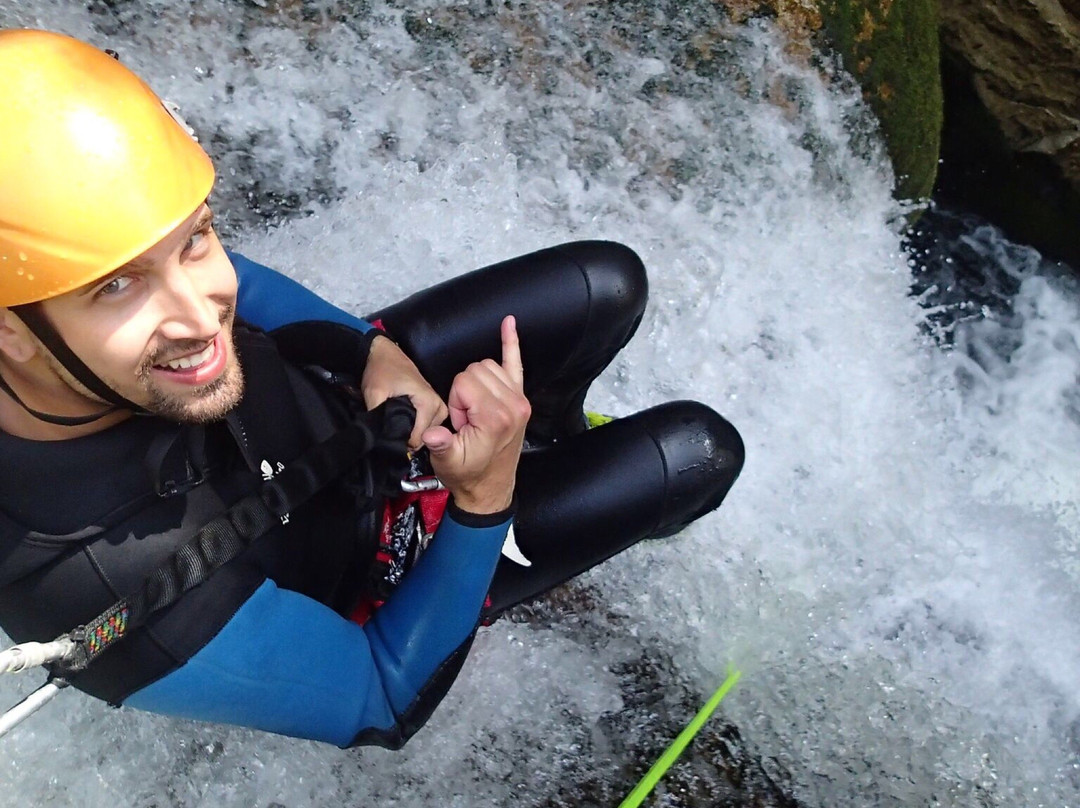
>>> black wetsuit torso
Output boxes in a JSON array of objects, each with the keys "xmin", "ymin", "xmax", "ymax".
[{"xmin": 0, "ymin": 324, "xmax": 373, "ymax": 702}]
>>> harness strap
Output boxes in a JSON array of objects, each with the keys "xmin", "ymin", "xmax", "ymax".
[{"xmin": 49, "ymin": 397, "xmax": 415, "ymax": 676}]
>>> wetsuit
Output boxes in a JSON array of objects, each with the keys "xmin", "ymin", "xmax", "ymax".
[{"xmin": 0, "ymin": 242, "xmax": 744, "ymax": 747}]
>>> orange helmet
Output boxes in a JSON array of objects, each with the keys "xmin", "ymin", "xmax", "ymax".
[{"xmin": 0, "ymin": 29, "xmax": 215, "ymax": 307}]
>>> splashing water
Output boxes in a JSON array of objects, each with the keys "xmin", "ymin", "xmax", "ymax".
[{"xmin": 1, "ymin": 2, "xmax": 1078, "ymax": 806}]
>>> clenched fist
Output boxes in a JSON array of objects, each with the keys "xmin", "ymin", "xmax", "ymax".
[{"xmin": 361, "ymin": 334, "xmax": 449, "ymax": 451}]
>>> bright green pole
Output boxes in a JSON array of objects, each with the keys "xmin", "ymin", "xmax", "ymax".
[{"xmin": 618, "ymin": 669, "xmax": 742, "ymax": 808}]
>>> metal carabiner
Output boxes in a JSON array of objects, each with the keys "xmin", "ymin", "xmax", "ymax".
[{"xmin": 399, "ymin": 477, "xmax": 446, "ymax": 493}]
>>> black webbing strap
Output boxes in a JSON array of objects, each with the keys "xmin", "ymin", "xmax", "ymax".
[
  {"xmin": 63, "ymin": 493, "xmax": 282, "ymax": 674},
  {"xmin": 52, "ymin": 397, "xmax": 415, "ymax": 675}
]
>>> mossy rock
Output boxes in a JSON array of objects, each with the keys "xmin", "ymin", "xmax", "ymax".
[{"xmin": 818, "ymin": 0, "xmax": 943, "ymax": 201}]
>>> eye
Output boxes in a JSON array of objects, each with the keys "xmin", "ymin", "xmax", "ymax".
[
  {"xmin": 96, "ymin": 275, "xmax": 134, "ymax": 297},
  {"xmin": 184, "ymin": 224, "xmax": 214, "ymax": 257}
]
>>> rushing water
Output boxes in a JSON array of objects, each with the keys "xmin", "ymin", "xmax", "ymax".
[{"xmin": 1, "ymin": 2, "xmax": 1078, "ymax": 806}]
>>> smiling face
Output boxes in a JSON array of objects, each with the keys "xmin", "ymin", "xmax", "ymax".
[{"xmin": 29, "ymin": 203, "xmax": 244, "ymax": 426}]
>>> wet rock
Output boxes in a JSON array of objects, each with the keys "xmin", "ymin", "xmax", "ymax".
[
  {"xmin": 816, "ymin": 0, "xmax": 942, "ymax": 201},
  {"xmin": 940, "ymin": 0, "xmax": 1080, "ymax": 177},
  {"xmin": 937, "ymin": 0, "xmax": 1080, "ymax": 265},
  {"xmin": 722, "ymin": 0, "xmax": 943, "ymax": 203}
]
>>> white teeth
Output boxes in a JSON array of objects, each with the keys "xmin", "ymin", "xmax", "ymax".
[{"xmin": 163, "ymin": 342, "xmax": 214, "ymax": 371}]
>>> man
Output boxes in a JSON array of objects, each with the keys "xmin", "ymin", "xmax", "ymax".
[{"xmin": 0, "ymin": 30, "xmax": 744, "ymax": 747}]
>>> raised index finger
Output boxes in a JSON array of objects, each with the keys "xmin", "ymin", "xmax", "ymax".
[{"xmin": 500, "ymin": 314, "xmax": 524, "ymax": 389}]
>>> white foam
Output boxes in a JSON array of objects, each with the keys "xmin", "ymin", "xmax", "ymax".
[{"xmin": 1, "ymin": 2, "xmax": 1077, "ymax": 806}]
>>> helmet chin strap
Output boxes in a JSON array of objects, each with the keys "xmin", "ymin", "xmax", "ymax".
[
  {"xmin": 0, "ymin": 372, "xmax": 117, "ymax": 426},
  {"xmin": 2, "ymin": 302, "xmax": 144, "ymax": 427}
]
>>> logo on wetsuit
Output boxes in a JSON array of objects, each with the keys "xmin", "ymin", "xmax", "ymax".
[{"xmin": 259, "ymin": 459, "xmax": 290, "ymax": 524}]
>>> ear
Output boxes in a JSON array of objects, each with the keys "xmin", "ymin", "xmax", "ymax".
[{"xmin": 0, "ymin": 309, "xmax": 39, "ymax": 363}]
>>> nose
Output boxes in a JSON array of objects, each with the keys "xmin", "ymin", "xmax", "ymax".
[{"xmin": 153, "ymin": 263, "xmax": 222, "ymax": 341}]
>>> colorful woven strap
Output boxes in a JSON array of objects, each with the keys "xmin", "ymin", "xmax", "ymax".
[{"xmin": 83, "ymin": 605, "xmax": 131, "ymax": 658}]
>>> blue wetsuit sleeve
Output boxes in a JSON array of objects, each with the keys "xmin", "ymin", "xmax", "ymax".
[
  {"xmin": 229, "ymin": 250, "xmax": 374, "ymax": 333},
  {"xmin": 123, "ymin": 507, "xmax": 509, "ymax": 747}
]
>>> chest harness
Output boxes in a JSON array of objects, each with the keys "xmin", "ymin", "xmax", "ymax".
[{"xmin": 0, "ymin": 323, "xmax": 452, "ymax": 735}]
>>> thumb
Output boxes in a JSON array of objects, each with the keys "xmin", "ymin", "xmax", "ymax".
[{"xmin": 421, "ymin": 424, "xmax": 455, "ymax": 455}]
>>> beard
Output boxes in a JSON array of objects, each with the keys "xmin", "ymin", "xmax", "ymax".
[
  {"xmin": 133, "ymin": 307, "xmax": 245, "ymax": 424},
  {"xmin": 137, "ymin": 351, "xmax": 244, "ymax": 424}
]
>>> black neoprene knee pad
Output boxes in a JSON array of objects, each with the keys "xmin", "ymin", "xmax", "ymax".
[
  {"xmin": 521, "ymin": 241, "xmax": 649, "ymax": 440},
  {"xmin": 636, "ymin": 400, "xmax": 745, "ymax": 538},
  {"xmin": 550, "ymin": 240, "xmax": 648, "ymax": 352}
]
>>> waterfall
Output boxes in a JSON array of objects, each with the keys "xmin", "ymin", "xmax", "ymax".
[{"xmin": 1, "ymin": 2, "xmax": 1077, "ymax": 805}]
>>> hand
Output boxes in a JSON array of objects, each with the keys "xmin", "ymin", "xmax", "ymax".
[
  {"xmin": 421, "ymin": 316, "xmax": 530, "ymax": 514},
  {"xmin": 361, "ymin": 334, "xmax": 449, "ymax": 451}
]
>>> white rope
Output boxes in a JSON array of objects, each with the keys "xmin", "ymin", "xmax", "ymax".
[
  {"xmin": 0, "ymin": 639, "xmax": 76, "ymax": 674},
  {"xmin": 0, "ymin": 682, "xmax": 65, "ymax": 738}
]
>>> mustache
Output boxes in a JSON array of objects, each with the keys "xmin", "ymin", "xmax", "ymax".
[{"xmin": 139, "ymin": 304, "xmax": 234, "ymax": 374}]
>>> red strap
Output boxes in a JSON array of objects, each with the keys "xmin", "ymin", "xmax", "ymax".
[{"xmin": 349, "ymin": 483, "xmax": 450, "ymax": 625}]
